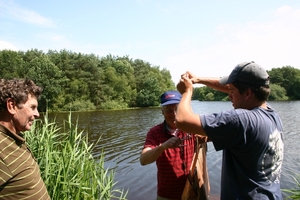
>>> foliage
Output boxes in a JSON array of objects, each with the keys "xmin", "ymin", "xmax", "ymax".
[
  {"xmin": 193, "ymin": 86, "xmax": 228, "ymax": 101},
  {"xmin": 24, "ymin": 54, "xmax": 66, "ymax": 111},
  {"xmin": 282, "ymin": 171, "xmax": 300, "ymax": 200},
  {"xmin": 99, "ymin": 100, "xmax": 129, "ymax": 110},
  {"xmin": 25, "ymin": 114, "xmax": 127, "ymax": 200},
  {"xmin": 1, "ymin": 49, "xmax": 300, "ymax": 110},
  {"xmin": 192, "ymin": 65, "xmax": 300, "ymax": 102},
  {"xmin": 0, "ymin": 49, "xmax": 175, "ymax": 111},
  {"xmin": 136, "ymin": 77, "xmax": 162, "ymax": 107},
  {"xmin": 0, "ymin": 50, "xmax": 24, "ymax": 78},
  {"xmin": 268, "ymin": 66, "xmax": 300, "ymax": 100},
  {"xmin": 61, "ymin": 99, "xmax": 96, "ymax": 111},
  {"xmin": 269, "ymin": 84, "xmax": 288, "ymax": 101}
]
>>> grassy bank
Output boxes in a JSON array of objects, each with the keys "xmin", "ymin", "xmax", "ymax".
[{"xmin": 26, "ymin": 113, "xmax": 127, "ymax": 200}]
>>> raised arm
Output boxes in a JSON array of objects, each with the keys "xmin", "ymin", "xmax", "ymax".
[
  {"xmin": 175, "ymin": 73, "xmax": 207, "ymax": 136},
  {"xmin": 185, "ymin": 71, "xmax": 230, "ymax": 94}
]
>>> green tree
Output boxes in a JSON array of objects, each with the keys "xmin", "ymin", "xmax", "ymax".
[
  {"xmin": 205, "ymin": 93, "xmax": 214, "ymax": 101},
  {"xmin": 269, "ymin": 84, "xmax": 288, "ymax": 101},
  {"xmin": 1, "ymin": 49, "xmax": 178, "ymax": 110},
  {"xmin": 268, "ymin": 66, "xmax": 300, "ymax": 100},
  {"xmin": 48, "ymin": 50, "xmax": 104, "ymax": 110},
  {"xmin": 0, "ymin": 50, "xmax": 24, "ymax": 78},
  {"xmin": 192, "ymin": 87, "xmax": 206, "ymax": 100},
  {"xmin": 131, "ymin": 59, "xmax": 175, "ymax": 106},
  {"xmin": 22, "ymin": 49, "xmax": 44, "ymax": 63},
  {"xmin": 136, "ymin": 77, "xmax": 161, "ymax": 107},
  {"xmin": 193, "ymin": 86, "xmax": 227, "ymax": 101},
  {"xmin": 24, "ymin": 55, "xmax": 65, "ymax": 111},
  {"xmin": 113, "ymin": 58, "xmax": 137, "ymax": 107}
]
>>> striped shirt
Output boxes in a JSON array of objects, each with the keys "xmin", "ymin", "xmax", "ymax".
[
  {"xmin": 143, "ymin": 122, "xmax": 195, "ymax": 199},
  {"xmin": 0, "ymin": 125, "xmax": 50, "ymax": 200}
]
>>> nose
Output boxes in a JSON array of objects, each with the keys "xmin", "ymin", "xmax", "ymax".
[
  {"xmin": 169, "ymin": 109, "xmax": 177, "ymax": 115},
  {"xmin": 34, "ymin": 109, "xmax": 40, "ymax": 118}
]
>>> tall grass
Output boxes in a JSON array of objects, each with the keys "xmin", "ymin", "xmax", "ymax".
[
  {"xmin": 26, "ymin": 113, "xmax": 127, "ymax": 200},
  {"xmin": 282, "ymin": 171, "xmax": 300, "ymax": 200}
]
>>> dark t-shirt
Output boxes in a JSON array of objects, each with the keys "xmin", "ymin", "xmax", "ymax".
[{"xmin": 201, "ymin": 106, "xmax": 284, "ymax": 200}]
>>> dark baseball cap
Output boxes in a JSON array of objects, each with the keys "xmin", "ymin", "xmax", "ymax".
[
  {"xmin": 160, "ymin": 91, "xmax": 181, "ymax": 106},
  {"xmin": 219, "ymin": 61, "xmax": 270, "ymax": 86}
]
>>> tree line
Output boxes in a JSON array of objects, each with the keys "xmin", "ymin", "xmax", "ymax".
[
  {"xmin": 192, "ymin": 65, "xmax": 300, "ymax": 102},
  {"xmin": 0, "ymin": 49, "xmax": 175, "ymax": 111},
  {"xmin": 1, "ymin": 49, "xmax": 299, "ymax": 111}
]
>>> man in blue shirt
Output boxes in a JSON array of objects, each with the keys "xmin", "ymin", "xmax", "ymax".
[{"xmin": 176, "ymin": 61, "xmax": 284, "ymax": 200}]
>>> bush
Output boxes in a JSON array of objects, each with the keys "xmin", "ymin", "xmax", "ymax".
[
  {"xmin": 99, "ymin": 100, "xmax": 128, "ymax": 110},
  {"xmin": 25, "ymin": 113, "xmax": 127, "ymax": 200},
  {"xmin": 61, "ymin": 100, "xmax": 96, "ymax": 111},
  {"xmin": 269, "ymin": 84, "xmax": 288, "ymax": 101}
]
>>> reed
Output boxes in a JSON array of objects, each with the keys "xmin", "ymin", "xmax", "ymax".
[
  {"xmin": 26, "ymin": 113, "xmax": 127, "ymax": 200},
  {"xmin": 282, "ymin": 171, "xmax": 300, "ymax": 200}
]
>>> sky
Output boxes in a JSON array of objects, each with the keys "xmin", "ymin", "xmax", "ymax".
[{"xmin": 1, "ymin": 0, "xmax": 300, "ymax": 84}]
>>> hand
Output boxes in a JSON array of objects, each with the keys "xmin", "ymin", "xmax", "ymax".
[
  {"xmin": 161, "ymin": 137, "xmax": 182, "ymax": 149},
  {"xmin": 185, "ymin": 71, "xmax": 199, "ymax": 84},
  {"xmin": 176, "ymin": 73, "xmax": 193, "ymax": 94},
  {"xmin": 196, "ymin": 135, "xmax": 209, "ymax": 143}
]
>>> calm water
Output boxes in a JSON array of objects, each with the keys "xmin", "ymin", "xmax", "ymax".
[{"xmin": 49, "ymin": 101, "xmax": 300, "ymax": 200}]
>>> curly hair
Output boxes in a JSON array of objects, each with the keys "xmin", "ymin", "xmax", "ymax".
[
  {"xmin": 0, "ymin": 78, "xmax": 43, "ymax": 112},
  {"xmin": 232, "ymin": 80, "xmax": 270, "ymax": 102}
]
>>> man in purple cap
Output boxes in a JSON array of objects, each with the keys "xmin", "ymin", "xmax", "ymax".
[
  {"xmin": 140, "ymin": 91, "xmax": 206, "ymax": 200},
  {"xmin": 176, "ymin": 61, "xmax": 284, "ymax": 200}
]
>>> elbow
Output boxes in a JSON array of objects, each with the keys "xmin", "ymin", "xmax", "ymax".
[
  {"xmin": 175, "ymin": 116, "xmax": 185, "ymax": 131},
  {"xmin": 140, "ymin": 160, "xmax": 146, "ymax": 166},
  {"xmin": 139, "ymin": 156, "xmax": 147, "ymax": 166}
]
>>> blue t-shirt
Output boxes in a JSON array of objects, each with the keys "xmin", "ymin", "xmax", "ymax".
[{"xmin": 200, "ymin": 106, "xmax": 284, "ymax": 200}]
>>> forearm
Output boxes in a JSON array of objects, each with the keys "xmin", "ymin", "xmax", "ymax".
[
  {"xmin": 176, "ymin": 75, "xmax": 208, "ymax": 135},
  {"xmin": 176, "ymin": 89, "xmax": 207, "ymax": 136},
  {"xmin": 176, "ymin": 89, "xmax": 193, "ymax": 123},
  {"xmin": 193, "ymin": 77, "xmax": 229, "ymax": 94},
  {"xmin": 140, "ymin": 145, "xmax": 165, "ymax": 165}
]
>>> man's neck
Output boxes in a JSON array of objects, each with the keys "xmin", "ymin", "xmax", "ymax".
[{"xmin": 0, "ymin": 121, "xmax": 17, "ymax": 135}]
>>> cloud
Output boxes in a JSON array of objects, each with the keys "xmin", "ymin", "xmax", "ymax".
[
  {"xmin": 0, "ymin": 0, "xmax": 55, "ymax": 28},
  {"xmin": 164, "ymin": 6, "xmax": 300, "ymax": 83},
  {"xmin": 0, "ymin": 40, "xmax": 19, "ymax": 51}
]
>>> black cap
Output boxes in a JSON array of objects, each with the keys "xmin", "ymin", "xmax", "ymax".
[{"xmin": 219, "ymin": 61, "xmax": 269, "ymax": 85}]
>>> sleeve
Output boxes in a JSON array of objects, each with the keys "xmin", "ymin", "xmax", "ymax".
[
  {"xmin": 0, "ymin": 158, "xmax": 12, "ymax": 187},
  {"xmin": 143, "ymin": 126, "xmax": 161, "ymax": 149},
  {"xmin": 200, "ymin": 109, "xmax": 246, "ymax": 151}
]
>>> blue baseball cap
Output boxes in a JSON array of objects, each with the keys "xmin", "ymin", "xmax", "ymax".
[{"xmin": 160, "ymin": 91, "xmax": 181, "ymax": 106}]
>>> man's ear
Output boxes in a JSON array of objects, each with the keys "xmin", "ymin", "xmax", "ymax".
[
  {"xmin": 161, "ymin": 107, "xmax": 164, "ymax": 115},
  {"xmin": 6, "ymin": 98, "xmax": 17, "ymax": 115},
  {"xmin": 244, "ymin": 88, "xmax": 253, "ymax": 100}
]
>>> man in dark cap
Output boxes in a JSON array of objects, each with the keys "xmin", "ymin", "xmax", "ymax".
[
  {"xmin": 140, "ymin": 91, "xmax": 207, "ymax": 200},
  {"xmin": 176, "ymin": 62, "xmax": 284, "ymax": 200}
]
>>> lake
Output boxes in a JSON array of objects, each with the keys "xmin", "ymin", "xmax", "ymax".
[{"xmin": 49, "ymin": 101, "xmax": 300, "ymax": 200}]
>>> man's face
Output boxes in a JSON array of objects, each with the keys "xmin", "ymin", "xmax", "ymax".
[
  {"xmin": 161, "ymin": 103, "xmax": 178, "ymax": 129},
  {"xmin": 228, "ymin": 84, "xmax": 245, "ymax": 109},
  {"xmin": 13, "ymin": 94, "xmax": 39, "ymax": 134}
]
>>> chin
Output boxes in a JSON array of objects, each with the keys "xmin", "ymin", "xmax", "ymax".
[{"xmin": 25, "ymin": 125, "xmax": 32, "ymax": 131}]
